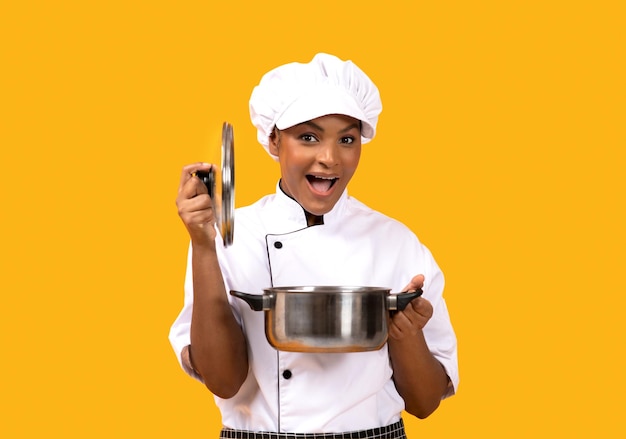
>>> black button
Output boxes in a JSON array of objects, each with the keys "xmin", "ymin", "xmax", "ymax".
[
  {"xmin": 274, "ymin": 241, "xmax": 283, "ymax": 249},
  {"xmin": 282, "ymin": 369, "xmax": 292, "ymax": 379}
]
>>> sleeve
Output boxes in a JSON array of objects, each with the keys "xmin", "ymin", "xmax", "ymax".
[
  {"xmin": 420, "ymin": 243, "xmax": 459, "ymax": 398},
  {"xmin": 168, "ymin": 243, "xmax": 204, "ymax": 381}
]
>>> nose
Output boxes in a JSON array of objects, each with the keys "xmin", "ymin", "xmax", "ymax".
[{"xmin": 317, "ymin": 142, "xmax": 339, "ymax": 167}]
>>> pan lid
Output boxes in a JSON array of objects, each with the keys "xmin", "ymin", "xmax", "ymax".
[
  {"xmin": 220, "ymin": 122, "xmax": 235, "ymax": 246},
  {"xmin": 195, "ymin": 122, "xmax": 235, "ymax": 247}
]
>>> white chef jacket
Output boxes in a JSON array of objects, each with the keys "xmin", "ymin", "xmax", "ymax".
[{"xmin": 169, "ymin": 184, "xmax": 458, "ymax": 433}]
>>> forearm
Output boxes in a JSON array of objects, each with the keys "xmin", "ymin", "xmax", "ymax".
[
  {"xmin": 189, "ymin": 242, "xmax": 248, "ymax": 398},
  {"xmin": 388, "ymin": 331, "xmax": 450, "ymax": 418}
]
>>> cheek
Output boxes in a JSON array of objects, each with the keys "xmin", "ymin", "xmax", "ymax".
[
  {"xmin": 279, "ymin": 152, "xmax": 299, "ymax": 174},
  {"xmin": 281, "ymin": 148, "xmax": 311, "ymax": 173},
  {"xmin": 343, "ymin": 149, "xmax": 361, "ymax": 174},
  {"xmin": 278, "ymin": 153, "xmax": 306, "ymax": 189}
]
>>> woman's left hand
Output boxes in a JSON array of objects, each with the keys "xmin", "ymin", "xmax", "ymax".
[
  {"xmin": 389, "ymin": 274, "xmax": 433, "ymax": 338},
  {"xmin": 387, "ymin": 274, "xmax": 450, "ymax": 418}
]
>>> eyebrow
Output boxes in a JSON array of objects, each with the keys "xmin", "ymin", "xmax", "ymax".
[{"xmin": 298, "ymin": 120, "xmax": 361, "ymax": 133}]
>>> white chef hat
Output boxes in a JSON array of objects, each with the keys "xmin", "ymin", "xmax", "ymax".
[{"xmin": 249, "ymin": 53, "xmax": 383, "ymax": 160}]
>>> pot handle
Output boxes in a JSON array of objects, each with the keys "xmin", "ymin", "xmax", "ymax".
[
  {"xmin": 387, "ymin": 289, "xmax": 423, "ymax": 312},
  {"xmin": 230, "ymin": 290, "xmax": 268, "ymax": 311}
]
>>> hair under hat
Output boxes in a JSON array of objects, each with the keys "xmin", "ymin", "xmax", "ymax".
[{"xmin": 249, "ymin": 53, "xmax": 383, "ymax": 160}]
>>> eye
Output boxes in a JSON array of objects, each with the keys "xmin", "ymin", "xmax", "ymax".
[
  {"xmin": 300, "ymin": 133, "xmax": 319, "ymax": 143},
  {"xmin": 340, "ymin": 136, "xmax": 355, "ymax": 145}
]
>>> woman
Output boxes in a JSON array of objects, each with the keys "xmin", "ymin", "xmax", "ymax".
[{"xmin": 170, "ymin": 53, "xmax": 458, "ymax": 438}]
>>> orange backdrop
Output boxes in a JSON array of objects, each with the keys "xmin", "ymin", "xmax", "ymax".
[{"xmin": 1, "ymin": 1, "xmax": 624, "ymax": 437}]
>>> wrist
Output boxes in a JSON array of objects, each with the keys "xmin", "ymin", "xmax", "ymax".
[{"xmin": 190, "ymin": 233, "xmax": 218, "ymax": 253}]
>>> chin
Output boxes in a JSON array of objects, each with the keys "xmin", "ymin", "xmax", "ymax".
[
  {"xmin": 299, "ymin": 192, "xmax": 342, "ymax": 217},
  {"xmin": 309, "ymin": 209, "xmax": 330, "ymax": 216},
  {"xmin": 304, "ymin": 203, "xmax": 334, "ymax": 216}
]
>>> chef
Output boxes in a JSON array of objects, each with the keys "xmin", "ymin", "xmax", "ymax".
[{"xmin": 170, "ymin": 53, "xmax": 458, "ymax": 438}]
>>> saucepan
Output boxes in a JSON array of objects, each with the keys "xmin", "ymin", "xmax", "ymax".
[{"xmin": 230, "ymin": 286, "xmax": 422, "ymax": 353}]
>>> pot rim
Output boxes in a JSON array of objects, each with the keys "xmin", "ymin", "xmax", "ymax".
[{"xmin": 264, "ymin": 286, "xmax": 392, "ymax": 294}]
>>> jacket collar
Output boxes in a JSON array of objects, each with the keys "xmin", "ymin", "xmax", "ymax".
[{"xmin": 270, "ymin": 180, "xmax": 348, "ymax": 232}]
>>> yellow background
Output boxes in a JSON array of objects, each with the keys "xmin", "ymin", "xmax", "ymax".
[{"xmin": 1, "ymin": 1, "xmax": 624, "ymax": 437}]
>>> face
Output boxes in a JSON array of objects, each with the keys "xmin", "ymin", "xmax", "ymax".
[{"xmin": 269, "ymin": 114, "xmax": 362, "ymax": 216}]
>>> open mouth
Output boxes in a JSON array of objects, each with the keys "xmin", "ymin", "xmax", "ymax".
[{"xmin": 306, "ymin": 175, "xmax": 338, "ymax": 193}]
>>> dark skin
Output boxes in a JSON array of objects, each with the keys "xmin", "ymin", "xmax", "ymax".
[
  {"xmin": 176, "ymin": 162, "xmax": 248, "ymax": 398},
  {"xmin": 388, "ymin": 275, "xmax": 452, "ymax": 418},
  {"xmin": 176, "ymin": 115, "xmax": 451, "ymax": 414}
]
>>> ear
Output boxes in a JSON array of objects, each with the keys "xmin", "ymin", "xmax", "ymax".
[{"xmin": 268, "ymin": 129, "xmax": 280, "ymax": 156}]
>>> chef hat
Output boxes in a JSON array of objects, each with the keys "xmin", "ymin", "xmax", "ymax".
[{"xmin": 249, "ymin": 53, "xmax": 382, "ymax": 160}]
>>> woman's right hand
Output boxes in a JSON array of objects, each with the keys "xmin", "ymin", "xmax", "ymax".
[{"xmin": 176, "ymin": 162, "xmax": 217, "ymax": 247}]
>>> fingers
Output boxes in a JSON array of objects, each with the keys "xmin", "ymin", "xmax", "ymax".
[
  {"xmin": 409, "ymin": 297, "xmax": 433, "ymax": 320},
  {"xmin": 178, "ymin": 162, "xmax": 214, "ymax": 194},
  {"xmin": 176, "ymin": 162, "xmax": 215, "ymax": 216},
  {"xmin": 401, "ymin": 274, "xmax": 425, "ymax": 293},
  {"xmin": 178, "ymin": 192, "xmax": 212, "ymax": 218},
  {"xmin": 389, "ymin": 297, "xmax": 433, "ymax": 338},
  {"xmin": 176, "ymin": 163, "xmax": 219, "ymax": 243},
  {"xmin": 390, "ymin": 274, "xmax": 428, "ymax": 339}
]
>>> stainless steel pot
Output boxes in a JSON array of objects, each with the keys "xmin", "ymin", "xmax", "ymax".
[{"xmin": 230, "ymin": 286, "xmax": 422, "ymax": 353}]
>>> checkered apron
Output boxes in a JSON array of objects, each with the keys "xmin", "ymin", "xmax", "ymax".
[{"xmin": 220, "ymin": 419, "xmax": 407, "ymax": 439}]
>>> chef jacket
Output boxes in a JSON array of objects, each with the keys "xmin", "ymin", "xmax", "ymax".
[{"xmin": 169, "ymin": 184, "xmax": 458, "ymax": 433}]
